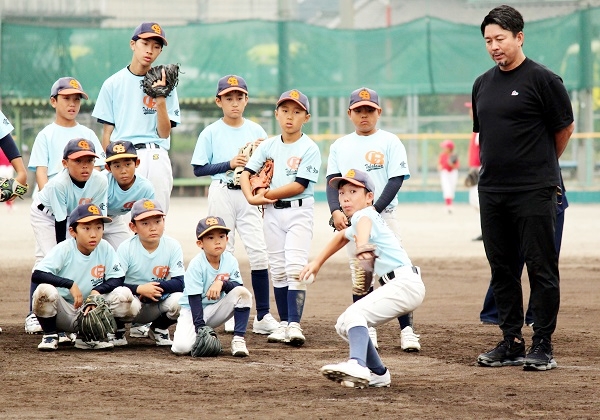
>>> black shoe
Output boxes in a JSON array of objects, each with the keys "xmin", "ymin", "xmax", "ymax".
[
  {"xmin": 477, "ymin": 337, "xmax": 525, "ymax": 367},
  {"xmin": 523, "ymin": 340, "xmax": 557, "ymax": 371}
]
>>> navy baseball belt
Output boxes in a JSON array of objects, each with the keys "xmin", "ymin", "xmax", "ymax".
[
  {"xmin": 219, "ymin": 180, "xmax": 241, "ymax": 190},
  {"xmin": 134, "ymin": 143, "xmax": 160, "ymax": 150},
  {"xmin": 273, "ymin": 199, "xmax": 303, "ymax": 209},
  {"xmin": 382, "ymin": 266, "xmax": 419, "ymax": 281}
]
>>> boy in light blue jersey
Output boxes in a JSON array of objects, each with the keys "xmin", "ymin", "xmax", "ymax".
[
  {"xmin": 116, "ymin": 199, "xmax": 184, "ymax": 347},
  {"xmin": 103, "ymin": 140, "xmax": 155, "ymax": 250},
  {"xmin": 32, "ymin": 203, "xmax": 140, "ymax": 351},
  {"xmin": 171, "ymin": 216, "xmax": 252, "ymax": 357},
  {"xmin": 92, "ymin": 22, "xmax": 180, "ymax": 212},
  {"xmin": 301, "ymin": 170, "xmax": 425, "ymax": 388},
  {"xmin": 190, "ymin": 75, "xmax": 278, "ymax": 336},
  {"xmin": 28, "ymin": 77, "xmax": 105, "ymax": 196},
  {"xmin": 240, "ymin": 89, "xmax": 321, "ymax": 347}
]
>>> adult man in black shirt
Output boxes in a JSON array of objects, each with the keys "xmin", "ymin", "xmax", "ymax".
[{"xmin": 472, "ymin": 5, "xmax": 574, "ymax": 371}]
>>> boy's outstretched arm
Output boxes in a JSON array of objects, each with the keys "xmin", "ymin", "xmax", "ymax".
[
  {"xmin": 353, "ymin": 216, "xmax": 373, "ymax": 247},
  {"xmin": 300, "ymin": 231, "xmax": 349, "ymax": 282}
]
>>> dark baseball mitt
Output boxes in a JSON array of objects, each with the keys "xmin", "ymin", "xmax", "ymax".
[
  {"xmin": 0, "ymin": 177, "xmax": 28, "ymax": 202},
  {"xmin": 464, "ymin": 167, "xmax": 480, "ymax": 187},
  {"xmin": 190, "ymin": 326, "xmax": 222, "ymax": 357},
  {"xmin": 75, "ymin": 295, "xmax": 117, "ymax": 342},
  {"xmin": 141, "ymin": 63, "xmax": 181, "ymax": 98},
  {"xmin": 351, "ymin": 244, "xmax": 378, "ymax": 296},
  {"xmin": 249, "ymin": 158, "xmax": 274, "ymax": 195}
]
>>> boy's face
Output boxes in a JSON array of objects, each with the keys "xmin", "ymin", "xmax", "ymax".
[
  {"xmin": 129, "ymin": 215, "xmax": 165, "ymax": 247},
  {"xmin": 197, "ymin": 229, "xmax": 229, "ymax": 258},
  {"xmin": 70, "ymin": 220, "xmax": 104, "ymax": 256},
  {"xmin": 216, "ymin": 91, "xmax": 248, "ymax": 121},
  {"xmin": 51, "ymin": 94, "xmax": 82, "ymax": 125},
  {"xmin": 62, "ymin": 156, "xmax": 96, "ymax": 182},
  {"xmin": 106, "ymin": 158, "xmax": 139, "ymax": 190},
  {"xmin": 130, "ymin": 38, "xmax": 163, "ymax": 68},
  {"xmin": 338, "ymin": 182, "xmax": 374, "ymax": 218},
  {"xmin": 275, "ymin": 101, "xmax": 310, "ymax": 136},
  {"xmin": 348, "ymin": 106, "xmax": 382, "ymax": 136}
]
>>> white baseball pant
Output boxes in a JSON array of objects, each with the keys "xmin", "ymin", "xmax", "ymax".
[
  {"xmin": 440, "ymin": 169, "xmax": 459, "ymax": 200},
  {"xmin": 103, "ymin": 214, "xmax": 131, "ymax": 250},
  {"xmin": 135, "ymin": 145, "xmax": 173, "ymax": 213},
  {"xmin": 30, "ymin": 199, "xmax": 59, "ymax": 265},
  {"xmin": 130, "ymin": 292, "xmax": 183, "ymax": 324}
]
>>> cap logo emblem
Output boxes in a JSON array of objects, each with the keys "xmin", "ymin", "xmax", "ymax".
[
  {"xmin": 359, "ymin": 90, "xmax": 371, "ymax": 100},
  {"xmin": 346, "ymin": 169, "xmax": 356, "ymax": 178},
  {"xmin": 227, "ymin": 76, "xmax": 239, "ymax": 86},
  {"xmin": 151, "ymin": 24, "xmax": 162, "ymax": 35},
  {"xmin": 112, "ymin": 144, "xmax": 126, "ymax": 153},
  {"xmin": 69, "ymin": 79, "xmax": 80, "ymax": 89},
  {"xmin": 205, "ymin": 217, "xmax": 219, "ymax": 226},
  {"xmin": 143, "ymin": 200, "xmax": 155, "ymax": 210},
  {"xmin": 77, "ymin": 140, "xmax": 90, "ymax": 149},
  {"xmin": 289, "ymin": 90, "xmax": 300, "ymax": 100},
  {"xmin": 88, "ymin": 205, "xmax": 100, "ymax": 215}
]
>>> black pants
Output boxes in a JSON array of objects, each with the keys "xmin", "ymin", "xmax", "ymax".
[{"xmin": 479, "ymin": 187, "xmax": 559, "ymax": 343}]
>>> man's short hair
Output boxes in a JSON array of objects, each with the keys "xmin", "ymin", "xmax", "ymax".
[{"xmin": 480, "ymin": 5, "xmax": 524, "ymax": 37}]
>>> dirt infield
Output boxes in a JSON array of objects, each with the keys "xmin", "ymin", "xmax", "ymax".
[{"xmin": 1, "ymin": 199, "xmax": 599, "ymax": 419}]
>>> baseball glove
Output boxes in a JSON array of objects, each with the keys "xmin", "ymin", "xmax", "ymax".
[
  {"xmin": 141, "ymin": 63, "xmax": 181, "ymax": 98},
  {"xmin": 75, "ymin": 295, "xmax": 117, "ymax": 342},
  {"xmin": 249, "ymin": 158, "xmax": 274, "ymax": 195},
  {"xmin": 328, "ymin": 208, "xmax": 351, "ymax": 231},
  {"xmin": 464, "ymin": 167, "xmax": 480, "ymax": 187},
  {"xmin": 190, "ymin": 326, "xmax": 222, "ymax": 357},
  {"xmin": 0, "ymin": 177, "xmax": 28, "ymax": 202},
  {"xmin": 229, "ymin": 141, "xmax": 258, "ymax": 187},
  {"xmin": 351, "ymin": 244, "xmax": 377, "ymax": 296},
  {"xmin": 449, "ymin": 153, "xmax": 458, "ymax": 165}
]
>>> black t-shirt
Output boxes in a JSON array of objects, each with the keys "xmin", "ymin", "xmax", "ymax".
[{"xmin": 472, "ymin": 58, "xmax": 573, "ymax": 192}]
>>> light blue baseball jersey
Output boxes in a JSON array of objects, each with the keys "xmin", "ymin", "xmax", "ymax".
[
  {"xmin": 35, "ymin": 238, "xmax": 124, "ymax": 304},
  {"xmin": 117, "ymin": 234, "xmax": 185, "ymax": 285},
  {"xmin": 91, "ymin": 67, "xmax": 181, "ymax": 150},
  {"xmin": 179, "ymin": 251, "xmax": 242, "ymax": 309},
  {"xmin": 105, "ymin": 172, "xmax": 155, "ymax": 217},
  {"xmin": 327, "ymin": 129, "xmax": 410, "ymax": 209},
  {"xmin": 38, "ymin": 168, "xmax": 108, "ymax": 222},
  {"xmin": 344, "ymin": 207, "xmax": 412, "ymax": 276},
  {"xmin": 0, "ymin": 111, "xmax": 14, "ymax": 138},
  {"xmin": 246, "ymin": 133, "xmax": 321, "ymax": 201},
  {"xmin": 191, "ymin": 118, "xmax": 268, "ymax": 183},
  {"xmin": 28, "ymin": 123, "xmax": 106, "ymax": 178}
]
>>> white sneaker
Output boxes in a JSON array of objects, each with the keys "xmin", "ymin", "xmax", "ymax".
[
  {"xmin": 286, "ymin": 322, "xmax": 305, "ymax": 347},
  {"xmin": 148, "ymin": 328, "xmax": 173, "ymax": 346},
  {"xmin": 58, "ymin": 332, "xmax": 77, "ymax": 345},
  {"xmin": 224, "ymin": 317, "xmax": 235, "ymax": 333},
  {"xmin": 368, "ymin": 327, "xmax": 379, "ymax": 350},
  {"xmin": 267, "ymin": 321, "xmax": 289, "ymax": 343},
  {"xmin": 25, "ymin": 313, "xmax": 43, "ymax": 334},
  {"xmin": 129, "ymin": 323, "xmax": 150, "ymax": 338},
  {"xmin": 400, "ymin": 326, "xmax": 421, "ymax": 352},
  {"xmin": 369, "ymin": 369, "xmax": 391, "ymax": 387},
  {"xmin": 74, "ymin": 338, "xmax": 114, "ymax": 350},
  {"xmin": 252, "ymin": 313, "xmax": 280, "ymax": 334},
  {"xmin": 320, "ymin": 359, "xmax": 371, "ymax": 389},
  {"xmin": 107, "ymin": 329, "xmax": 128, "ymax": 347},
  {"xmin": 0, "ymin": 326, "xmax": 2, "ymax": 334},
  {"xmin": 231, "ymin": 336, "xmax": 249, "ymax": 357},
  {"xmin": 38, "ymin": 334, "xmax": 59, "ymax": 351}
]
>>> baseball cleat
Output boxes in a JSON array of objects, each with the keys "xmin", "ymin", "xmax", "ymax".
[
  {"xmin": 252, "ymin": 314, "xmax": 280, "ymax": 335},
  {"xmin": 400, "ymin": 326, "xmax": 421, "ymax": 352},
  {"xmin": 286, "ymin": 322, "xmax": 305, "ymax": 347},
  {"xmin": 477, "ymin": 338, "xmax": 525, "ymax": 367},
  {"xmin": 58, "ymin": 332, "xmax": 77, "ymax": 345},
  {"xmin": 224, "ymin": 317, "xmax": 235, "ymax": 333},
  {"xmin": 368, "ymin": 369, "xmax": 391, "ymax": 387},
  {"xmin": 267, "ymin": 322, "xmax": 289, "ymax": 343},
  {"xmin": 149, "ymin": 328, "xmax": 173, "ymax": 346},
  {"xmin": 523, "ymin": 340, "xmax": 557, "ymax": 371},
  {"xmin": 368, "ymin": 327, "xmax": 379, "ymax": 350},
  {"xmin": 321, "ymin": 360, "xmax": 370, "ymax": 389},
  {"xmin": 74, "ymin": 338, "xmax": 114, "ymax": 350},
  {"xmin": 231, "ymin": 336, "xmax": 249, "ymax": 357},
  {"xmin": 129, "ymin": 323, "xmax": 150, "ymax": 338},
  {"xmin": 38, "ymin": 334, "xmax": 59, "ymax": 351},
  {"xmin": 25, "ymin": 313, "xmax": 43, "ymax": 334},
  {"xmin": 108, "ymin": 329, "xmax": 128, "ymax": 347}
]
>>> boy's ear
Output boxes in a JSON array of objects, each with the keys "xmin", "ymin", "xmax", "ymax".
[
  {"xmin": 128, "ymin": 221, "xmax": 137, "ymax": 233},
  {"xmin": 215, "ymin": 97, "xmax": 223, "ymax": 108},
  {"xmin": 303, "ymin": 113, "xmax": 311, "ymax": 124},
  {"xmin": 62, "ymin": 159, "xmax": 68, "ymax": 168},
  {"xmin": 135, "ymin": 158, "xmax": 141, "ymax": 168},
  {"xmin": 196, "ymin": 239, "xmax": 204, "ymax": 249},
  {"xmin": 50, "ymin": 96, "xmax": 58, "ymax": 109},
  {"xmin": 105, "ymin": 163, "xmax": 110, "ymax": 171},
  {"xmin": 366, "ymin": 191, "xmax": 375, "ymax": 204},
  {"xmin": 69, "ymin": 226, "xmax": 76, "ymax": 238}
]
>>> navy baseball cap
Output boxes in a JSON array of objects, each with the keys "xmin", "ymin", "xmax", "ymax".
[
  {"xmin": 196, "ymin": 216, "xmax": 230, "ymax": 239},
  {"xmin": 132, "ymin": 22, "xmax": 167, "ymax": 46},
  {"xmin": 105, "ymin": 141, "xmax": 138, "ymax": 163},
  {"xmin": 329, "ymin": 169, "xmax": 376, "ymax": 194},
  {"xmin": 216, "ymin": 75, "xmax": 248, "ymax": 96},
  {"xmin": 63, "ymin": 138, "xmax": 98, "ymax": 160},
  {"xmin": 131, "ymin": 199, "xmax": 166, "ymax": 221},
  {"xmin": 69, "ymin": 203, "xmax": 112, "ymax": 228},
  {"xmin": 276, "ymin": 89, "xmax": 310, "ymax": 113},
  {"xmin": 51, "ymin": 77, "xmax": 88, "ymax": 100},
  {"xmin": 349, "ymin": 87, "xmax": 381, "ymax": 110}
]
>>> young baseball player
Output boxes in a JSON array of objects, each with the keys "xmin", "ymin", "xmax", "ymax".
[
  {"xmin": 301, "ymin": 169, "xmax": 425, "ymax": 388},
  {"xmin": 28, "ymin": 77, "xmax": 105, "ymax": 195},
  {"xmin": 171, "ymin": 216, "xmax": 253, "ymax": 357},
  {"xmin": 190, "ymin": 75, "xmax": 278, "ymax": 336},
  {"xmin": 103, "ymin": 140, "xmax": 155, "ymax": 250},
  {"xmin": 240, "ymin": 89, "xmax": 321, "ymax": 347},
  {"xmin": 92, "ymin": 22, "xmax": 180, "ymax": 212},
  {"xmin": 32, "ymin": 203, "xmax": 140, "ymax": 351},
  {"xmin": 27, "ymin": 138, "xmax": 108, "ymax": 334},
  {"xmin": 115, "ymin": 198, "xmax": 184, "ymax": 346},
  {"xmin": 438, "ymin": 139, "xmax": 459, "ymax": 213},
  {"xmin": 326, "ymin": 87, "xmax": 420, "ymax": 351}
]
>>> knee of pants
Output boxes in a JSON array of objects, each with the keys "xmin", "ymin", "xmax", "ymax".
[
  {"xmin": 106, "ymin": 287, "xmax": 141, "ymax": 320},
  {"xmin": 271, "ymin": 271, "xmax": 288, "ymax": 288},
  {"xmin": 231, "ymin": 286, "xmax": 253, "ymax": 308},
  {"xmin": 32, "ymin": 284, "xmax": 59, "ymax": 318},
  {"xmin": 161, "ymin": 293, "xmax": 183, "ymax": 320},
  {"xmin": 335, "ymin": 307, "xmax": 367, "ymax": 341}
]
